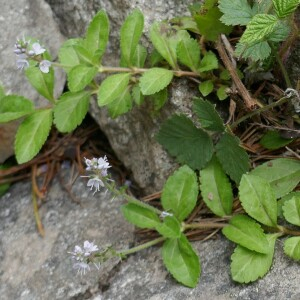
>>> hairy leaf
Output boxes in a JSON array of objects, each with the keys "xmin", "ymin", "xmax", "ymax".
[
  {"xmin": 155, "ymin": 216, "xmax": 181, "ymax": 238},
  {"xmin": 284, "ymin": 237, "xmax": 300, "ymax": 261},
  {"xmin": 272, "ymin": 0, "xmax": 300, "ymax": 18},
  {"xmin": 235, "ymin": 41, "xmax": 271, "ymax": 61},
  {"xmin": 268, "ymin": 21, "xmax": 291, "ymax": 42},
  {"xmin": 177, "ymin": 36, "xmax": 200, "ymax": 71},
  {"xmin": 15, "ymin": 109, "xmax": 52, "ymax": 164},
  {"xmin": 198, "ymin": 51, "xmax": 218, "ymax": 72},
  {"xmin": 68, "ymin": 65, "xmax": 98, "ymax": 92},
  {"xmin": 161, "ymin": 165, "xmax": 198, "ymax": 221},
  {"xmin": 282, "ymin": 195, "xmax": 300, "ymax": 226},
  {"xmin": 156, "ymin": 114, "xmax": 214, "ymax": 170},
  {"xmin": 198, "ymin": 80, "xmax": 214, "ymax": 97}
]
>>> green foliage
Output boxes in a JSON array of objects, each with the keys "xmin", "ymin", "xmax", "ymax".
[
  {"xmin": 150, "ymin": 88, "xmax": 168, "ymax": 111},
  {"xmin": 198, "ymin": 51, "xmax": 218, "ymax": 72},
  {"xmin": 68, "ymin": 65, "xmax": 98, "ymax": 92},
  {"xmin": 235, "ymin": 41, "xmax": 271, "ymax": 61},
  {"xmin": 260, "ymin": 130, "xmax": 294, "ymax": 150},
  {"xmin": 216, "ymin": 85, "xmax": 229, "ymax": 100},
  {"xmin": 284, "ymin": 237, "xmax": 300, "ymax": 261},
  {"xmin": 15, "ymin": 109, "xmax": 53, "ymax": 163},
  {"xmin": 131, "ymin": 84, "xmax": 144, "ymax": 105},
  {"xmin": 282, "ymin": 195, "xmax": 300, "ymax": 226},
  {"xmin": 198, "ymin": 80, "xmax": 214, "ymax": 97},
  {"xmin": 155, "ymin": 216, "xmax": 182, "ymax": 238},
  {"xmin": 162, "ymin": 234, "xmax": 200, "ymax": 288},
  {"xmin": 177, "ymin": 35, "xmax": 200, "ymax": 71},
  {"xmin": 272, "ymin": 0, "xmax": 300, "ymax": 18},
  {"xmin": 107, "ymin": 88, "xmax": 132, "ymax": 118},
  {"xmin": 58, "ymin": 39, "xmax": 82, "ymax": 73}
]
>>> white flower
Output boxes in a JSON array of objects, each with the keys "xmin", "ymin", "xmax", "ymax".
[
  {"xmin": 87, "ymin": 177, "xmax": 104, "ymax": 195},
  {"xmin": 39, "ymin": 60, "xmax": 51, "ymax": 73},
  {"xmin": 97, "ymin": 156, "xmax": 111, "ymax": 170},
  {"xmin": 16, "ymin": 54, "xmax": 29, "ymax": 70},
  {"xmin": 84, "ymin": 157, "xmax": 99, "ymax": 171},
  {"xmin": 31, "ymin": 42, "xmax": 46, "ymax": 55},
  {"xmin": 83, "ymin": 241, "xmax": 99, "ymax": 255}
]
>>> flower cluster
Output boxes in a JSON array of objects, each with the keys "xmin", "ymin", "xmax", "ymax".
[
  {"xmin": 14, "ymin": 37, "xmax": 51, "ymax": 73},
  {"xmin": 68, "ymin": 241, "xmax": 100, "ymax": 275}
]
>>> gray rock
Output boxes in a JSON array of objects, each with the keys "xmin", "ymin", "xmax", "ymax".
[{"xmin": 0, "ymin": 0, "xmax": 66, "ymax": 163}]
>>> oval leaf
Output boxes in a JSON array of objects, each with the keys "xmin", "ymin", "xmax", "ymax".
[
  {"xmin": 155, "ymin": 216, "xmax": 181, "ymax": 239},
  {"xmin": 282, "ymin": 195, "xmax": 300, "ymax": 226},
  {"xmin": 68, "ymin": 65, "xmax": 98, "ymax": 92},
  {"xmin": 284, "ymin": 237, "xmax": 300, "ymax": 261},
  {"xmin": 177, "ymin": 36, "xmax": 200, "ymax": 71}
]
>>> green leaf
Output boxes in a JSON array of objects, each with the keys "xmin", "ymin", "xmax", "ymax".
[
  {"xmin": 131, "ymin": 84, "xmax": 144, "ymax": 105},
  {"xmin": 98, "ymin": 73, "xmax": 131, "ymax": 106},
  {"xmin": 278, "ymin": 192, "xmax": 300, "ymax": 218},
  {"xmin": 107, "ymin": 88, "xmax": 132, "ymax": 118},
  {"xmin": 250, "ymin": 158, "xmax": 300, "ymax": 198},
  {"xmin": 155, "ymin": 216, "xmax": 182, "ymax": 238},
  {"xmin": 200, "ymin": 155, "xmax": 233, "ymax": 217},
  {"xmin": 240, "ymin": 14, "xmax": 279, "ymax": 45},
  {"xmin": 284, "ymin": 237, "xmax": 300, "ymax": 261},
  {"xmin": 194, "ymin": 6, "xmax": 232, "ymax": 41},
  {"xmin": 282, "ymin": 195, "xmax": 300, "ymax": 226},
  {"xmin": 58, "ymin": 39, "xmax": 82, "ymax": 73},
  {"xmin": 149, "ymin": 22, "xmax": 178, "ymax": 68},
  {"xmin": 161, "ymin": 165, "xmax": 198, "ymax": 221},
  {"xmin": 73, "ymin": 44, "xmax": 96, "ymax": 66},
  {"xmin": 120, "ymin": 9, "xmax": 144, "ymax": 66},
  {"xmin": 139, "ymin": 68, "xmax": 173, "ymax": 96},
  {"xmin": 239, "ymin": 174, "xmax": 277, "ymax": 227},
  {"xmin": 162, "ymin": 234, "xmax": 200, "ymax": 288},
  {"xmin": 150, "ymin": 88, "xmax": 168, "ymax": 111},
  {"xmin": 198, "ymin": 80, "xmax": 214, "ymax": 97},
  {"xmin": 15, "ymin": 109, "xmax": 53, "ymax": 164},
  {"xmin": 25, "ymin": 66, "xmax": 54, "ymax": 102},
  {"xmin": 231, "ymin": 234, "xmax": 278, "ymax": 283},
  {"xmin": 54, "ymin": 91, "xmax": 90, "ymax": 133},
  {"xmin": 260, "ymin": 130, "xmax": 294, "ymax": 150},
  {"xmin": 156, "ymin": 114, "xmax": 214, "ymax": 170},
  {"xmin": 219, "ymin": 69, "xmax": 231, "ymax": 80},
  {"xmin": 193, "ymin": 98, "xmax": 225, "ymax": 132},
  {"xmin": 216, "ymin": 132, "xmax": 250, "ymax": 183},
  {"xmin": 272, "ymin": 0, "xmax": 300, "ymax": 18},
  {"xmin": 0, "ymin": 95, "xmax": 34, "ymax": 123},
  {"xmin": 68, "ymin": 65, "xmax": 98, "ymax": 92},
  {"xmin": 131, "ymin": 44, "xmax": 147, "ymax": 68},
  {"xmin": 84, "ymin": 10, "xmax": 109, "ymax": 60},
  {"xmin": 177, "ymin": 35, "xmax": 200, "ymax": 71},
  {"xmin": 150, "ymin": 49, "xmax": 164, "ymax": 67},
  {"xmin": 268, "ymin": 21, "xmax": 291, "ymax": 42},
  {"xmin": 217, "ymin": 85, "xmax": 229, "ymax": 101},
  {"xmin": 222, "ymin": 215, "xmax": 269, "ymax": 253},
  {"xmin": 198, "ymin": 51, "xmax": 218, "ymax": 72},
  {"xmin": 121, "ymin": 203, "xmax": 160, "ymax": 229},
  {"xmin": 235, "ymin": 41, "xmax": 271, "ymax": 61},
  {"xmin": 219, "ymin": 0, "xmax": 257, "ymax": 26}
]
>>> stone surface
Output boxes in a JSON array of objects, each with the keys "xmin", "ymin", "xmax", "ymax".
[{"xmin": 0, "ymin": 0, "xmax": 66, "ymax": 163}]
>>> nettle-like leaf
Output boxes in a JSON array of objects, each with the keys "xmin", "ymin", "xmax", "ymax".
[
  {"xmin": 25, "ymin": 66, "xmax": 54, "ymax": 102},
  {"xmin": 156, "ymin": 114, "xmax": 214, "ymax": 170},
  {"xmin": 216, "ymin": 132, "xmax": 250, "ymax": 183},
  {"xmin": 222, "ymin": 215, "xmax": 269, "ymax": 254},
  {"xmin": 54, "ymin": 91, "xmax": 90, "ymax": 133},
  {"xmin": 155, "ymin": 216, "xmax": 181, "ymax": 239},
  {"xmin": 162, "ymin": 234, "xmax": 200, "ymax": 288},
  {"xmin": 250, "ymin": 158, "xmax": 300, "ymax": 198},
  {"xmin": 139, "ymin": 68, "xmax": 173, "ymax": 95},
  {"xmin": 284, "ymin": 237, "xmax": 300, "ymax": 261},
  {"xmin": 219, "ymin": 0, "xmax": 257, "ymax": 26},
  {"xmin": 198, "ymin": 51, "xmax": 218, "ymax": 72},
  {"xmin": 239, "ymin": 174, "xmax": 277, "ymax": 227},
  {"xmin": 58, "ymin": 39, "xmax": 82, "ymax": 73},
  {"xmin": 231, "ymin": 234, "xmax": 278, "ymax": 283},
  {"xmin": 268, "ymin": 21, "xmax": 291, "ymax": 42},
  {"xmin": 161, "ymin": 165, "xmax": 198, "ymax": 221},
  {"xmin": 282, "ymin": 195, "xmax": 300, "ymax": 226},
  {"xmin": 200, "ymin": 155, "xmax": 233, "ymax": 217},
  {"xmin": 193, "ymin": 98, "xmax": 225, "ymax": 132},
  {"xmin": 235, "ymin": 41, "xmax": 271, "ymax": 61},
  {"xmin": 0, "ymin": 95, "xmax": 34, "ymax": 123},
  {"xmin": 240, "ymin": 14, "xmax": 279, "ymax": 45},
  {"xmin": 84, "ymin": 10, "xmax": 109, "ymax": 61},
  {"xmin": 15, "ymin": 109, "xmax": 53, "ymax": 164},
  {"xmin": 68, "ymin": 65, "xmax": 98, "ymax": 92},
  {"xmin": 121, "ymin": 203, "xmax": 160, "ymax": 229},
  {"xmin": 272, "ymin": 0, "xmax": 300, "ymax": 18},
  {"xmin": 260, "ymin": 130, "xmax": 294, "ymax": 150},
  {"xmin": 177, "ymin": 35, "xmax": 200, "ymax": 71},
  {"xmin": 107, "ymin": 88, "xmax": 132, "ymax": 118},
  {"xmin": 97, "ymin": 73, "xmax": 131, "ymax": 106},
  {"xmin": 120, "ymin": 9, "xmax": 144, "ymax": 66}
]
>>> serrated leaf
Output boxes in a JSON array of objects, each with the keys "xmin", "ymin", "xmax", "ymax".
[
  {"xmin": 235, "ymin": 41, "xmax": 271, "ymax": 61},
  {"xmin": 54, "ymin": 91, "xmax": 90, "ymax": 133},
  {"xmin": 25, "ymin": 66, "xmax": 54, "ymax": 102},
  {"xmin": 58, "ymin": 39, "xmax": 82, "ymax": 73},
  {"xmin": 272, "ymin": 0, "xmax": 300, "ymax": 18},
  {"xmin": 194, "ymin": 6, "xmax": 232, "ymax": 41},
  {"xmin": 239, "ymin": 174, "xmax": 277, "ymax": 227},
  {"xmin": 15, "ymin": 109, "xmax": 52, "ymax": 164},
  {"xmin": 268, "ymin": 20, "xmax": 291, "ymax": 42},
  {"xmin": 150, "ymin": 88, "xmax": 168, "ymax": 111},
  {"xmin": 260, "ymin": 130, "xmax": 294, "ymax": 150},
  {"xmin": 240, "ymin": 14, "xmax": 279, "ymax": 45},
  {"xmin": 156, "ymin": 114, "xmax": 214, "ymax": 170},
  {"xmin": 155, "ymin": 216, "xmax": 181, "ymax": 238},
  {"xmin": 250, "ymin": 158, "xmax": 300, "ymax": 198},
  {"xmin": 216, "ymin": 132, "xmax": 250, "ymax": 183},
  {"xmin": 193, "ymin": 98, "xmax": 225, "ymax": 132},
  {"xmin": 198, "ymin": 80, "xmax": 214, "ymax": 97},
  {"xmin": 222, "ymin": 215, "xmax": 269, "ymax": 253},
  {"xmin": 162, "ymin": 234, "xmax": 200, "ymax": 288},
  {"xmin": 73, "ymin": 44, "xmax": 96, "ymax": 66},
  {"xmin": 219, "ymin": 0, "xmax": 256, "ymax": 26},
  {"xmin": 278, "ymin": 192, "xmax": 300, "ymax": 218},
  {"xmin": 120, "ymin": 9, "xmax": 144, "ymax": 66},
  {"xmin": 282, "ymin": 195, "xmax": 300, "ymax": 226},
  {"xmin": 84, "ymin": 10, "xmax": 109, "ymax": 60},
  {"xmin": 177, "ymin": 36, "xmax": 200, "ymax": 71},
  {"xmin": 284, "ymin": 237, "xmax": 300, "ymax": 261},
  {"xmin": 98, "ymin": 73, "xmax": 131, "ymax": 106},
  {"xmin": 68, "ymin": 65, "xmax": 98, "ymax": 92},
  {"xmin": 161, "ymin": 165, "xmax": 198, "ymax": 221},
  {"xmin": 231, "ymin": 234, "xmax": 278, "ymax": 283},
  {"xmin": 217, "ymin": 85, "xmax": 229, "ymax": 101},
  {"xmin": 139, "ymin": 68, "xmax": 173, "ymax": 95},
  {"xmin": 200, "ymin": 155, "xmax": 233, "ymax": 217},
  {"xmin": 150, "ymin": 22, "xmax": 178, "ymax": 68},
  {"xmin": 198, "ymin": 51, "xmax": 218, "ymax": 72},
  {"xmin": 0, "ymin": 95, "xmax": 34, "ymax": 123},
  {"xmin": 121, "ymin": 203, "xmax": 160, "ymax": 229},
  {"xmin": 107, "ymin": 88, "xmax": 132, "ymax": 118},
  {"xmin": 131, "ymin": 84, "xmax": 144, "ymax": 105},
  {"xmin": 131, "ymin": 44, "xmax": 147, "ymax": 68}
]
